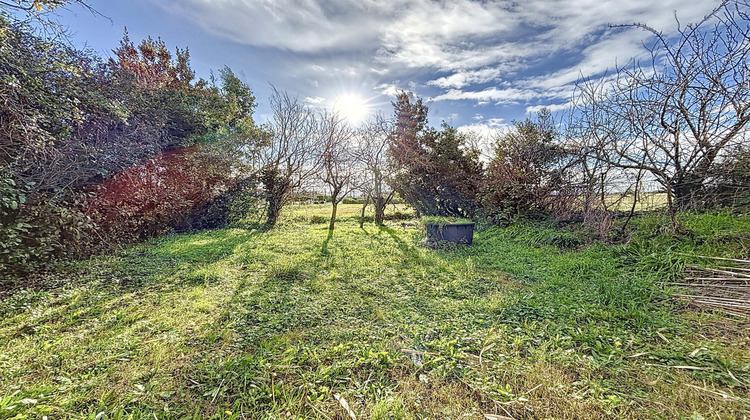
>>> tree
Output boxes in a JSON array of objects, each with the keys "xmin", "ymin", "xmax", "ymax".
[
  {"xmin": 112, "ymin": 30, "xmax": 195, "ymax": 90},
  {"xmin": 318, "ymin": 110, "xmax": 355, "ymax": 231},
  {"xmin": 0, "ymin": 0, "xmax": 87, "ymax": 12},
  {"xmin": 110, "ymin": 30, "xmax": 210, "ymax": 146},
  {"xmin": 198, "ymin": 66, "xmax": 263, "ymax": 176},
  {"xmin": 355, "ymin": 116, "xmax": 396, "ymax": 225},
  {"xmin": 564, "ymin": 88, "xmax": 649, "ymax": 236},
  {"xmin": 482, "ymin": 109, "xmax": 574, "ymax": 222},
  {"xmin": 573, "ymin": 0, "xmax": 750, "ymax": 228},
  {"xmin": 205, "ymin": 66, "xmax": 257, "ymax": 131},
  {"xmin": 0, "ymin": 0, "xmax": 103, "ymax": 25},
  {"xmin": 260, "ymin": 87, "xmax": 320, "ymax": 227},
  {"xmin": 388, "ymin": 91, "xmax": 483, "ymax": 218}
]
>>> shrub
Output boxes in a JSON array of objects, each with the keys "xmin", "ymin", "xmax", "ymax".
[
  {"xmin": 702, "ymin": 146, "xmax": 750, "ymax": 210},
  {"xmin": 342, "ymin": 197, "xmax": 365, "ymax": 205},
  {"xmin": 0, "ymin": 18, "xmax": 261, "ymax": 279},
  {"xmin": 1, "ymin": 175, "xmax": 93, "ymax": 282},
  {"xmin": 480, "ymin": 109, "xmax": 575, "ymax": 224}
]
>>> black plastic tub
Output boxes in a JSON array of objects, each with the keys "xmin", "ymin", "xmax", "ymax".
[{"xmin": 425, "ymin": 223, "xmax": 475, "ymax": 245}]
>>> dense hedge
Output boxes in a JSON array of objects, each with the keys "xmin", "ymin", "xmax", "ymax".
[{"xmin": 0, "ymin": 17, "xmax": 258, "ymax": 282}]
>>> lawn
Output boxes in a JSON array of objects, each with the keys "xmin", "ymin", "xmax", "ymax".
[{"xmin": 1, "ymin": 204, "xmax": 748, "ymax": 419}]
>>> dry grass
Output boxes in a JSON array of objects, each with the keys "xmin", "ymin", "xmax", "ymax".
[{"xmin": 605, "ymin": 192, "xmax": 668, "ymax": 212}]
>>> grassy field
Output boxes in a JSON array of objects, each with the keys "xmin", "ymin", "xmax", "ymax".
[{"xmin": 1, "ymin": 204, "xmax": 748, "ymax": 419}]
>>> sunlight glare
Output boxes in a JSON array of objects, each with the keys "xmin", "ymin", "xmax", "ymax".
[{"xmin": 334, "ymin": 93, "xmax": 369, "ymax": 125}]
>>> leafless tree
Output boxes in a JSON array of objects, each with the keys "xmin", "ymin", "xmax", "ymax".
[
  {"xmin": 318, "ymin": 109, "xmax": 356, "ymax": 231},
  {"xmin": 0, "ymin": 1, "xmax": 106, "ymax": 25},
  {"xmin": 354, "ymin": 116, "xmax": 396, "ymax": 226},
  {"xmin": 572, "ymin": 0, "xmax": 750, "ymax": 229},
  {"xmin": 0, "ymin": 0, "xmax": 80, "ymax": 11},
  {"xmin": 260, "ymin": 87, "xmax": 321, "ymax": 227}
]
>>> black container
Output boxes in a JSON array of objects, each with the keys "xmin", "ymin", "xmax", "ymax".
[{"xmin": 425, "ymin": 223, "xmax": 475, "ymax": 245}]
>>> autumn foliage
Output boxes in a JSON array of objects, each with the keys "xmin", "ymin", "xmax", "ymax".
[{"xmin": 81, "ymin": 146, "xmax": 234, "ymax": 246}]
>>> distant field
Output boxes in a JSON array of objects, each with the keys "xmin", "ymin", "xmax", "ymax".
[
  {"xmin": 1, "ymin": 205, "xmax": 748, "ymax": 419},
  {"xmin": 285, "ymin": 202, "xmax": 414, "ymax": 220},
  {"xmin": 604, "ymin": 192, "xmax": 668, "ymax": 212}
]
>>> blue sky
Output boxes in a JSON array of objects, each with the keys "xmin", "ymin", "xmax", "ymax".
[{"xmin": 48, "ymin": 0, "xmax": 718, "ymax": 136}]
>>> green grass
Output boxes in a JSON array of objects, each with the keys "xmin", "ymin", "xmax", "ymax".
[{"xmin": 1, "ymin": 205, "xmax": 748, "ymax": 419}]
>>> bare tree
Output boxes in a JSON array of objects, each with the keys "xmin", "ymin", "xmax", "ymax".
[
  {"xmin": 260, "ymin": 87, "xmax": 320, "ymax": 227},
  {"xmin": 565, "ymin": 77, "xmax": 628, "ymax": 235},
  {"xmin": 0, "ymin": 0, "xmax": 105, "ymax": 23},
  {"xmin": 318, "ymin": 109, "xmax": 355, "ymax": 231},
  {"xmin": 354, "ymin": 116, "xmax": 397, "ymax": 225},
  {"xmin": 573, "ymin": 0, "xmax": 750, "ymax": 228},
  {"xmin": 0, "ymin": 0, "xmax": 77, "ymax": 10}
]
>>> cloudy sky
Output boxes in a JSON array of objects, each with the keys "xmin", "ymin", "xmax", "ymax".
[{"xmin": 51, "ymin": 0, "xmax": 718, "ymax": 134}]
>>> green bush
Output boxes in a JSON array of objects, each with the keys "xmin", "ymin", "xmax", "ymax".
[
  {"xmin": 342, "ymin": 197, "xmax": 365, "ymax": 205},
  {"xmin": 0, "ymin": 17, "xmax": 260, "ymax": 279},
  {"xmin": 480, "ymin": 109, "xmax": 574, "ymax": 224},
  {"xmin": 1, "ymin": 175, "xmax": 92, "ymax": 282},
  {"xmin": 0, "ymin": 176, "xmax": 32, "ymax": 279}
]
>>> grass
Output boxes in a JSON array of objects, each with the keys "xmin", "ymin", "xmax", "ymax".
[{"xmin": 1, "ymin": 205, "xmax": 748, "ymax": 419}]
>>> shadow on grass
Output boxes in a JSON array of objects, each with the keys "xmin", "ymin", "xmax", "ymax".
[
  {"xmin": 320, "ymin": 229, "xmax": 334, "ymax": 256},
  {"xmin": 147, "ymin": 228, "xmax": 262, "ymax": 263},
  {"xmin": 380, "ymin": 225, "xmax": 423, "ymax": 262},
  {"xmin": 0, "ymin": 228, "xmax": 265, "ymax": 324}
]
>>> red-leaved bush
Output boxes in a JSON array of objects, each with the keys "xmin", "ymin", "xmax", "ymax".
[{"xmin": 82, "ymin": 146, "xmax": 233, "ymax": 248}]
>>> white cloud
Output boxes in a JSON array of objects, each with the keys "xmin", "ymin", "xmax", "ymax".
[
  {"xmin": 305, "ymin": 96, "xmax": 326, "ymax": 104},
  {"xmin": 165, "ymin": 0, "xmax": 388, "ymax": 52},
  {"xmin": 165, "ymin": 0, "xmax": 715, "ymax": 62},
  {"xmin": 162, "ymin": 0, "xmax": 723, "ymax": 113},
  {"xmin": 485, "ymin": 118, "xmax": 507, "ymax": 128},
  {"xmin": 432, "ymin": 87, "xmax": 540, "ymax": 104},
  {"xmin": 374, "ymin": 83, "xmax": 401, "ymax": 97},
  {"xmin": 428, "ymin": 67, "xmax": 503, "ymax": 89},
  {"xmin": 457, "ymin": 120, "xmax": 510, "ymax": 161},
  {"xmin": 525, "ymin": 103, "xmax": 570, "ymax": 114}
]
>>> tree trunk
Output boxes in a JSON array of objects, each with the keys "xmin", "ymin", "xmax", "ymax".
[
  {"xmin": 665, "ymin": 185, "xmax": 681, "ymax": 231},
  {"xmin": 359, "ymin": 195, "xmax": 370, "ymax": 228},
  {"xmin": 265, "ymin": 195, "xmax": 282, "ymax": 227},
  {"xmin": 619, "ymin": 170, "xmax": 643, "ymax": 236},
  {"xmin": 374, "ymin": 195, "xmax": 385, "ymax": 225},
  {"xmin": 329, "ymin": 201, "xmax": 338, "ymax": 231}
]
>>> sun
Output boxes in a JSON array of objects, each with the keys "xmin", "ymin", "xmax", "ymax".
[{"xmin": 333, "ymin": 93, "xmax": 369, "ymax": 125}]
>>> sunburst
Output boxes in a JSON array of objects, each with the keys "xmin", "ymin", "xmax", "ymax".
[{"xmin": 333, "ymin": 93, "xmax": 370, "ymax": 125}]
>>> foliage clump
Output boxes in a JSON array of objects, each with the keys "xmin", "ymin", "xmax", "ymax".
[
  {"xmin": 0, "ymin": 17, "xmax": 260, "ymax": 281},
  {"xmin": 480, "ymin": 109, "xmax": 574, "ymax": 224},
  {"xmin": 388, "ymin": 92, "xmax": 483, "ymax": 219}
]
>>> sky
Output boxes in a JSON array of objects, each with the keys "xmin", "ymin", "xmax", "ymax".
[{"xmin": 45, "ymin": 0, "xmax": 720, "ymax": 137}]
